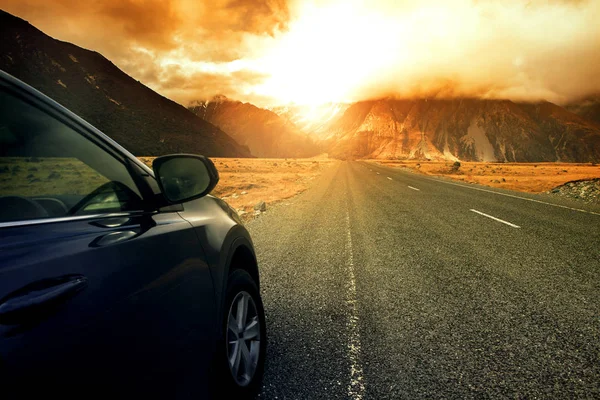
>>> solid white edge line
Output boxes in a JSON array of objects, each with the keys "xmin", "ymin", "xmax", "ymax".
[
  {"xmin": 345, "ymin": 209, "xmax": 365, "ymax": 399},
  {"xmin": 470, "ymin": 209, "xmax": 521, "ymax": 228},
  {"xmin": 365, "ymin": 161, "xmax": 599, "ymax": 216},
  {"xmin": 427, "ymin": 176, "xmax": 600, "ymax": 216},
  {"xmin": 408, "ymin": 186, "xmax": 420, "ymax": 191}
]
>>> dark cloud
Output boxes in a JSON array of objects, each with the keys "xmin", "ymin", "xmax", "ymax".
[
  {"xmin": 223, "ymin": 0, "xmax": 289, "ymax": 35},
  {"xmin": 0, "ymin": 0, "xmax": 182, "ymax": 60},
  {"xmin": 97, "ymin": 0, "xmax": 180, "ymax": 49},
  {"xmin": 175, "ymin": 0, "xmax": 290, "ymax": 62},
  {"xmin": 0, "ymin": 0, "xmax": 290, "ymax": 59}
]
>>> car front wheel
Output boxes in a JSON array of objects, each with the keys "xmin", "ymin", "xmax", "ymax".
[{"xmin": 214, "ymin": 269, "xmax": 266, "ymax": 397}]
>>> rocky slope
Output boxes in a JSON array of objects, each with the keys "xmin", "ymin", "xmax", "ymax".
[
  {"xmin": 548, "ymin": 179, "xmax": 600, "ymax": 204},
  {"xmin": 0, "ymin": 10, "xmax": 250, "ymax": 157},
  {"xmin": 189, "ymin": 97, "xmax": 320, "ymax": 158},
  {"xmin": 567, "ymin": 96, "xmax": 600, "ymax": 127},
  {"xmin": 325, "ymin": 98, "xmax": 600, "ymax": 162}
]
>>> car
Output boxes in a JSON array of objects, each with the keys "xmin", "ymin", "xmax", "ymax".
[{"xmin": 0, "ymin": 69, "xmax": 266, "ymax": 398}]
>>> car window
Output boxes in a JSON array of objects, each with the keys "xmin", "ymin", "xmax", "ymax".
[{"xmin": 0, "ymin": 88, "xmax": 144, "ymax": 223}]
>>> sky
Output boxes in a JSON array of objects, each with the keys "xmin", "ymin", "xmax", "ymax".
[{"xmin": 2, "ymin": 0, "xmax": 600, "ymax": 107}]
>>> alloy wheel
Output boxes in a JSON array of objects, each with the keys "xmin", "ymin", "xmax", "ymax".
[{"xmin": 226, "ymin": 291, "xmax": 261, "ymax": 387}]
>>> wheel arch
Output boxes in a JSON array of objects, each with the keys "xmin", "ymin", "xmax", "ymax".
[
  {"xmin": 213, "ymin": 225, "xmax": 260, "ymax": 329},
  {"xmin": 227, "ymin": 242, "xmax": 260, "ymax": 290}
]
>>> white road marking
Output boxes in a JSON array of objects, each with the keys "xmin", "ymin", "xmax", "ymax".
[
  {"xmin": 366, "ymin": 161, "xmax": 600, "ymax": 217},
  {"xmin": 470, "ymin": 209, "xmax": 521, "ymax": 228},
  {"xmin": 428, "ymin": 177, "xmax": 600, "ymax": 216},
  {"xmin": 376, "ymin": 172, "xmax": 380, "ymax": 175},
  {"xmin": 345, "ymin": 209, "xmax": 365, "ymax": 400},
  {"xmin": 408, "ymin": 186, "xmax": 420, "ymax": 191},
  {"xmin": 387, "ymin": 177, "xmax": 393, "ymax": 180}
]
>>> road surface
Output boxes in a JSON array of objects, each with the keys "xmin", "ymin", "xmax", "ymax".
[{"xmin": 247, "ymin": 161, "xmax": 600, "ymax": 399}]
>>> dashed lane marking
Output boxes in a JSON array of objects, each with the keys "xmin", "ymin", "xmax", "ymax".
[{"xmin": 470, "ymin": 209, "xmax": 521, "ymax": 228}]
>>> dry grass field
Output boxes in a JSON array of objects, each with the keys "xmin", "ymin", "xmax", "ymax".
[
  {"xmin": 372, "ymin": 160, "xmax": 600, "ymax": 193},
  {"xmin": 0, "ymin": 157, "xmax": 108, "ymax": 197},
  {"xmin": 139, "ymin": 156, "xmax": 336, "ymax": 217},
  {"xmin": 0, "ymin": 157, "xmax": 335, "ymax": 220},
  {"xmin": 7, "ymin": 155, "xmax": 593, "ymax": 213}
]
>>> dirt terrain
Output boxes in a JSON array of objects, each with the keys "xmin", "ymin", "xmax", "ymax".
[
  {"xmin": 139, "ymin": 156, "xmax": 336, "ymax": 218},
  {"xmin": 371, "ymin": 160, "xmax": 600, "ymax": 193}
]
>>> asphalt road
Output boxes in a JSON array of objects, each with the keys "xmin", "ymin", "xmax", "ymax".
[{"xmin": 247, "ymin": 161, "xmax": 600, "ymax": 399}]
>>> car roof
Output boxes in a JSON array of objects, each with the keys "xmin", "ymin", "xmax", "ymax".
[{"xmin": 0, "ymin": 69, "xmax": 154, "ymax": 177}]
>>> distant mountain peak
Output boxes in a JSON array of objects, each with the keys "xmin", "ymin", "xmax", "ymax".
[
  {"xmin": 211, "ymin": 94, "xmax": 229, "ymax": 103},
  {"xmin": 189, "ymin": 99, "xmax": 320, "ymax": 158}
]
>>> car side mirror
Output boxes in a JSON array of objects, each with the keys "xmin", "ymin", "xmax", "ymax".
[{"xmin": 152, "ymin": 154, "xmax": 219, "ymax": 204}]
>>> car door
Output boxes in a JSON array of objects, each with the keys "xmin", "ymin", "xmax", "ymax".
[{"xmin": 0, "ymin": 79, "xmax": 217, "ymax": 396}]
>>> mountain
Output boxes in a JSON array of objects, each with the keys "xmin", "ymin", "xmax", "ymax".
[
  {"xmin": 567, "ymin": 96, "xmax": 600, "ymax": 127},
  {"xmin": 189, "ymin": 97, "xmax": 320, "ymax": 158},
  {"xmin": 325, "ymin": 98, "xmax": 600, "ymax": 162},
  {"xmin": 0, "ymin": 10, "xmax": 251, "ymax": 157},
  {"xmin": 269, "ymin": 103, "xmax": 350, "ymax": 139}
]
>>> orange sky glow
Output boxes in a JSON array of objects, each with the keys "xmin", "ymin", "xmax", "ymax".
[{"xmin": 2, "ymin": 0, "xmax": 600, "ymax": 107}]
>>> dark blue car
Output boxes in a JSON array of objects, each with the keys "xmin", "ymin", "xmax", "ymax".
[{"xmin": 0, "ymin": 70, "xmax": 266, "ymax": 398}]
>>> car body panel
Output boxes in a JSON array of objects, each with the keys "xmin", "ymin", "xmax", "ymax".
[
  {"xmin": 177, "ymin": 195, "xmax": 257, "ymax": 323},
  {"xmin": 0, "ymin": 211, "xmax": 217, "ymax": 394}
]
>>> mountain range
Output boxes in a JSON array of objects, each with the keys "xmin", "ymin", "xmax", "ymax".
[
  {"xmin": 0, "ymin": 10, "xmax": 250, "ymax": 157},
  {"xmin": 2, "ymin": 9, "xmax": 599, "ymax": 163},
  {"xmin": 189, "ymin": 96, "xmax": 320, "ymax": 158},
  {"xmin": 322, "ymin": 98, "xmax": 600, "ymax": 162}
]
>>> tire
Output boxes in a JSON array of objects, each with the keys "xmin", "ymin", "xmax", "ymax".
[{"xmin": 211, "ymin": 269, "xmax": 266, "ymax": 398}]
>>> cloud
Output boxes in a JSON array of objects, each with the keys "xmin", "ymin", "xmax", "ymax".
[
  {"xmin": 1, "ymin": 0, "xmax": 599, "ymax": 106},
  {"xmin": 158, "ymin": 69, "xmax": 272, "ymax": 106},
  {"xmin": 356, "ymin": 0, "xmax": 600, "ymax": 104},
  {"xmin": 0, "ymin": 0, "xmax": 289, "ymax": 103},
  {"xmin": 97, "ymin": 0, "xmax": 181, "ymax": 50},
  {"xmin": 0, "ymin": 0, "xmax": 286, "ymax": 58},
  {"xmin": 198, "ymin": 0, "xmax": 290, "ymax": 37},
  {"xmin": 252, "ymin": 0, "xmax": 600, "ymax": 105},
  {"xmin": 116, "ymin": 46, "xmax": 270, "ymax": 105}
]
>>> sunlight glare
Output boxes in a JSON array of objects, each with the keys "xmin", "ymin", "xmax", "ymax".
[{"xmin": 253, "ymin": 2, "xmax": 402, "ymax": 105}]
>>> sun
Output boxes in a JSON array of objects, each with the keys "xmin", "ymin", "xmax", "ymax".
[{"xmin": 251, "ymin": 2, "xmax": 404, "ymax": 106}]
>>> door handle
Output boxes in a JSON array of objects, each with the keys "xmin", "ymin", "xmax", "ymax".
[{"xmin": 0, "ymin": 274, "xmax": 87, "ymax": 324}]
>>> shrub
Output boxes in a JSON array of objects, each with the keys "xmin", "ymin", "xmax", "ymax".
[{"xmin": 452, "ymin": 161, "xmax": 461, "ymax": 172}]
